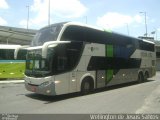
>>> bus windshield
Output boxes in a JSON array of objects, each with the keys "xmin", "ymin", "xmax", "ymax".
[
  {"xmin": 25, "ymin": 41, "xmax": 84, "ymax": 77},
  {"xmin": 31, "ymin": 24, "xmax": 63, "ymax": 46},
  {"xmin": 26, "ymin": 48, "xmax": 54, "ymax": 77}
]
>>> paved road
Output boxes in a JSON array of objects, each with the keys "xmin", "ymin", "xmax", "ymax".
[{"xmin": 0, "ymin": 72, "xmax": 160, "ymax": 114}]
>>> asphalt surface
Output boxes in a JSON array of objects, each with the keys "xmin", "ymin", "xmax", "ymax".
[{"xmin": 0, "ymin": 72, "xmax": 160, "ymax": 114}]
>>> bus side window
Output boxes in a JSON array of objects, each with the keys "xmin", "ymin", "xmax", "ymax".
[
  {"xmin": 17, "ymin": 49, "xmax": 27, "ymax": 60},
  {"xmin": 67, "ymin": 49, "xmax": 78, "ymax": 69},
  {"xmin": 0, "ymin": 49, "xmax": 14, "ymax": 60},
  {"xmin": 57, "ymin": 57, "xmax": 67, "ymax": 71},
  {"xmin": 66, "ymin": 42, "xmax": 83, "ymax": 70}
]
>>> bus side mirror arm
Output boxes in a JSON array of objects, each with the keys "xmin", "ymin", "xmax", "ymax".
[{"xmin": 42, "ymin": 41, "xmax": 71, "ymax": 58}]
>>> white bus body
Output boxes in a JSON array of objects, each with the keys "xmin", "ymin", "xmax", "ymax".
[{"xmin": 24, "ymin": 22, "xmax": 156, "ymax": 96}]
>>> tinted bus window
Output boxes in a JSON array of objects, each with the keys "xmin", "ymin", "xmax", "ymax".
[
  {"xmin": 139, "ymin": 41, "xmax": 154, "ymax": 52},
  {"xmin": 0, "ymin": 49, "xmax": 14, "ymax": 60}
]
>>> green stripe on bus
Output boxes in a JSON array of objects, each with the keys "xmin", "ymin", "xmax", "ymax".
[
  {"xmin": 106, "ymin": 69, "xmax": 113, "ymax": 82},
  {"xmin": 106, "ymin": 44, "xmax": 113, "ymax": 57},
  {"xmin": 105, "ymin": 44, "xmax": 114, "ymax": 83},
  {"xmin": 104, "ymin": 29, "xmax": 112, "ymax": 33}
]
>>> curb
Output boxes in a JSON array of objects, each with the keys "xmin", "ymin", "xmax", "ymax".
[{"xmin": 0, "ymin": 80, "xmax": 24, "ymax": 84}]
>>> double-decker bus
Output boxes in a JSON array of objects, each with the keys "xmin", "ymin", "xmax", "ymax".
[
  {"xmin": 0, "ymin": 44, "xmax": 26, "ymax": 79},
  {"xmin": 23, "ymin": 22, "xmax": 156, "ymax": 96}
]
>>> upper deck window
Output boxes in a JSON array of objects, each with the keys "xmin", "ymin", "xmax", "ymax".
[
  {"xmin": 139, "ymin": 40, "xmax": 155, "ymax": 52},
  {"xmin": 31, "ymin": 23, "xmax": 63, "ymax": 46}
]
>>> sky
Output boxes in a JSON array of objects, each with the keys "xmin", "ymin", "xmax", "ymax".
[{"xmin": 0, "ymin": 0, "xmax": 160, "ymax": 40}]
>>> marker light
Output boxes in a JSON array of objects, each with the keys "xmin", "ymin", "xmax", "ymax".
[
  {"xmin": 54, "ymin": 81, "xmax": 61, "ymax": 84},
  {"xmin": 46, "ymin": 90, "xmax": 51, "ymax": 93}
]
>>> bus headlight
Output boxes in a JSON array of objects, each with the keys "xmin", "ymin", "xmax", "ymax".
[{"xmin": 40, "ymin": 81, "xmax": 50, "ymax": 87}]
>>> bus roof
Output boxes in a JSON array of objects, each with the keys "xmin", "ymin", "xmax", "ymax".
[
  {"xmin": 0, "ymin": 44, "xmax": 21, "ymax": 49},
  {"xmin": 62, "ymin": 22, "xmax": 147, "ymax": 42},
  {"xmin": 64, "ymin": 22, "xmax": 103, "ymax": 31},
  {"xmin": 40, "ymin": 22, "xmax": 155, "ymax": 45},
  {"xmin": 67, "ymin": 22, "xmax": 155, "ymax": 44}
]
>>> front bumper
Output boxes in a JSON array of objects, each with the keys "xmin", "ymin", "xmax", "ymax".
[{"xmin": 25, "ymin": 81, "xmax": 56, "ymax": 96}]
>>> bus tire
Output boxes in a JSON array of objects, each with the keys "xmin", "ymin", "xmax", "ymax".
[
  {"xmin": 138, "ymin": 72, "xmax": 144, "ymax": 83},
  {"xmin": 81, "ymin": 77, "xmax": 94, "ymax": 95},
  {"xmin": 144, "ymin": 71, "xmax": 149, "ymax": 81}
]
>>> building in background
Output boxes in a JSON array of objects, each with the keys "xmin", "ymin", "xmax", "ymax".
[{"xmin": 0, "ymin": 26, "xmax": 37, "ymax": 45}]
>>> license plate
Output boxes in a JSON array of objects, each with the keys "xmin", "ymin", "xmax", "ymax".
[{"xmin": 31, "ymin": 86, "xmax": 36, "ymax": 92}]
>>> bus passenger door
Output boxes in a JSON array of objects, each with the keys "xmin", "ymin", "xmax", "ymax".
[
  {"xmin": 69, "ymin": 71, "xmax": 77, "ymax": 93},
  {"xmin": 54, "ymin": 56, "xmax": 70, "ymax": 95},
  {"xmin": 54, "ymin": 73, "xmax": 70, "ymax": 95}
]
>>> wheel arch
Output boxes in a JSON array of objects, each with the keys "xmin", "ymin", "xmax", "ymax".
[
  {"xmin": 137, "ymin": 70, "xmax": 144, "ymax": 82},
  {"xmin": 144, "ymin": 70, "xmax": 149, "ymax": 77},
  {"xmin": 79, "ymin": 73, "xmax": 95, "ymax": 91}
]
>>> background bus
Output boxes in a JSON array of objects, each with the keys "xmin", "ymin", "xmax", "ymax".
[
  {"xmin": 0, "ymin": 44, "xmax": 26, "ymax": 79},
  {"xmin": 23, "ymin": 22, "xmax": 156, "ymax": 96}
]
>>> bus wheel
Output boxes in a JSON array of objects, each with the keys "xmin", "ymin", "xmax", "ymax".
[
  {"xmin": 81, "ymin": 77, "xmax": 94, "ymax": 95},
  {"xmin": 144, "ymin": 71, "xmax": 149, "ymax": 81},
  {"xmin": 138, "ymin": 72, "xmax": 144, "ymax": 83}
]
